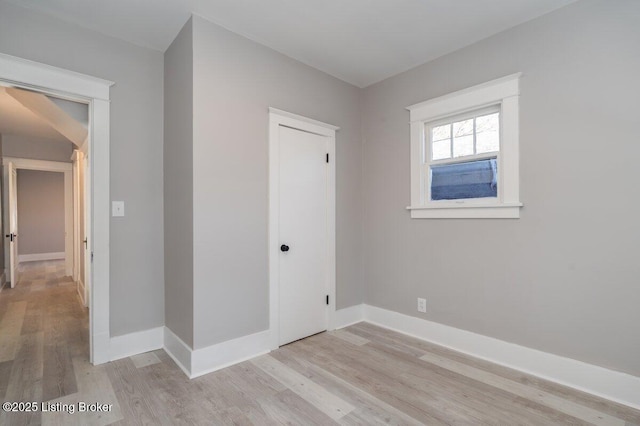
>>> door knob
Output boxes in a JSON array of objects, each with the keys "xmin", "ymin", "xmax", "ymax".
[{"xmin": 280, "ymin": 244, "xmax": 290, "ymax": 252}]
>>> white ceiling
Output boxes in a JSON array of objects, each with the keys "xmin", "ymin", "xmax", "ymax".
[{"xmin": 4, "ymin": 0, "xmax": 577, "ymax": 87}]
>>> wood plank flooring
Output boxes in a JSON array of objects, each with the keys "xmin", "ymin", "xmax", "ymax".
[{"xmin": 1, "ymin": 260, "xmax": 639, "ymax": 425}]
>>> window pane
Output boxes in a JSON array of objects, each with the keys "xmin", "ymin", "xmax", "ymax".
[
  {"xmin": 432, "ymin": 139, "xmax": 450, "ymax": 160},
  {"xmin": 476, "ymin": 112, "xmax": 500, "ymax": 153},
  {"xmin": 476, "ymin": 132, "xmax": 499, "ymax": 154},
  {"xmin": 476, "ymin": 112, "xmax": 499, "ymax": 133},
  {"xmin": 432, "ymin": 124, "xmax": 450, "ymax": 141},
  {"xmin": 453, "ymin": 134, "xmax": 473, "ymax": 158},
  {"xmin": 453, "ymin": 118, "xmax": 473, "ymax": 137},
  {"xmin": 431, "ymin": 158, "xmax": 498, "ymax": 200}
]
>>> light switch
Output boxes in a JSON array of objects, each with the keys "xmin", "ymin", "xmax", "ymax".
[{"xmin": 112, "ymin": 201, "xmax": 125, "ymax": 217}]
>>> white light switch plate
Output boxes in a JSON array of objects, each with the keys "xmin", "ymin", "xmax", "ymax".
[{"xmin": 112, "ymin": 201, "xmax": 125, "ymax": 217}]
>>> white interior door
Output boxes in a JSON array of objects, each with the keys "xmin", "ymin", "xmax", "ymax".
[
  {"xmin": 278, "ymin": 125, "xmax": 329, "ymax": 345},
  {"xmin": 7, "ymin": 162, "xmax": 18, "ymax": 288}
]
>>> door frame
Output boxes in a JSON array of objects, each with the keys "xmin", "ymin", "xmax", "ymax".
[
  {"xmin": 268, "ymin": 107, "xmax": 338, "ymax": 350},
  {"xmin": 71, "ymin": 149, "xmax": 89, "ymax": 307},
  {"xmin": 6, "ymin": 161, "xmax": 18, "ymax": 288},
  {"xmin": 0, "ymin": 52, "xmax": 113, "ymax": 364},
  {"xmin": 2, "ymin": 157, "xmax": 73, "ymax": 276}
]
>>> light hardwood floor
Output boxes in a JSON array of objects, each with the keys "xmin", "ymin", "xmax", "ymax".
[{"xmin": 1, "ymin": 261, "xmax": 639, "ymax": 425}]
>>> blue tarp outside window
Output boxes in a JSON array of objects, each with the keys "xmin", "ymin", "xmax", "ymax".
[{"xmin": 431, "ymin": 159, "xmax": 497, "ymax": 200}]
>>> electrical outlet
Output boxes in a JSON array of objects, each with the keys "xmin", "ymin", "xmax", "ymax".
[{"xmin": 417, "ymin": 298, "xmax": 427, "ymax": 313}]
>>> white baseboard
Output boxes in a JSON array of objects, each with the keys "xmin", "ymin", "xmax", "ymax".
[
  {"xmin": 19, "ymin": 252, "xmax": 65, "ymax": 262},
  {"xmin": 93, "ymin": 330, "xmax": 111, "ymax": 365},
  {"xmin": 162, "ymin": 327, "xmax": 271, "ymax": 379},
  {"xmin": 163, "ymin": 327, "xmax": 192, "ymax": 377},
  {"xmin": 76, "ymin": 279, "xmax": 86, "ymax": 306},
  {"xmin": 330, "ymin": 304, "xmax": 365, "ymax": 330},
  {"xmin": 109, "ymin": 326, "xmax": 164, "ymax": 362},
  {"xmin": 361, "ymin": 304, "xmax": 640, "ymax": 410},
  {"xmin": 103, "ymin": 304, "xmax": 640, "ymax": 410},
  {"xmin": 191, "ymin": 330, "xmax": 271, "ymax": 378}
]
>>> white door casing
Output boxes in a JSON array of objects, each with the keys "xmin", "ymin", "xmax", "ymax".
[
  {"xmin": 72, "ymin": 150, "xmax": 88, "ymax": 306},
  {"xmin": 7, "ymin": 162, "xmax": 18, "ymax": 288},
  {"xmin": 0, "ymin": 53, "xmax": 113, "ymax": 364},
  {"xmin": 278, "ymin": 126, "xmax": 329, "ymax": 345},
  {"xmin": 3, "ymin": 157, "xmax": 74, "ymax": 277},
  {"xmin": 83, "ymin": 150, "xmax": 91, "ymax": 308},
  {"xmin": 72, "ymin": 151, "xmax": 80, "ymax": 282},
  {"xmin": 268, "ymin": 108, "xmax": 338, "ymax": 349}
]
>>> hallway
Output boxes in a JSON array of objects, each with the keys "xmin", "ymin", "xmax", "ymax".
[{"xmin": 0, "ymin": 260, "xmax": 90, "ymax": 424}]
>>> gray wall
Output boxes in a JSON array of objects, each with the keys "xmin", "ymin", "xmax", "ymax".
[
  {"xmin": 17, "ymin": 170, "xmax": 64, "ymax": 255},
  {"xmin": 191, "ymin": 16, "xmax": 363, "ymax": 349},
  {"xmin": 361, "ymin": 0, "xmax": 640, "ymax": 376},
  {"xmin": 2, "ymin": 134, "xmax": 73, "ymax": 163},
  {"xmin": 0, "ymin": 2, "xmax": 165, "ymax": 337},
  {"xmin": 164, "ymin": 19, "xmax": 194, "ymax": 347}
]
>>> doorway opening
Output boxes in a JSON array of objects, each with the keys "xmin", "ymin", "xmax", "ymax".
[
  {"xmin": 0, "ymin": 53, "xmax": 112, "ymax": 364},
  {"xmin": 2, "ymin": 157, "xmax": 76, "ymax": 287}
]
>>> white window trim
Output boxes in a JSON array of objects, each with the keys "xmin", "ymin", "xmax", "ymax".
[{"xmin": 406, "ymin": 73, "xmax": 523, "ymax": 219}]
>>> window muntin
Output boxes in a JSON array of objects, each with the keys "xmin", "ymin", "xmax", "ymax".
[{"xmin": 427, "ymin": 108, "xmax": 500, "ymax": 162}]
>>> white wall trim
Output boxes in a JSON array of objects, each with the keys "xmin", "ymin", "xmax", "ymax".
[
  {"xmin": 71, "ymin": 151, "xmax": 80, "ymax": 282},
  {"xmin": 359, "ymin": 304, "xmax": 640, "ymax": 410},
  {"xmin": 0, "ymin": 53, "xmax": 113, "ymax": 101},
  {"xmin": 2, "ymin": 157, "xmax": 72, "ymax": 172},
  {"xmin": 77, "ymin": 278, "xmax": 86, "ymax": 306},
  {"xmin": 268, "ymin": 108, "xmax": 338, "ymax": 350},
  {"xmin": 191, "ymin": 330, "xmax": 271, "ymax": 378},
  {"xmin": 109, "ymin": 326, "xmax": 164, "ymax": 362},
  {"xmin": 330, "ymin": 304, "xmax": 365, "ymax": 330},
  {"xmin": 162, "ymin": 327, "xmax": 272, "ymax": 379},
  {"xmin": 3, "ymin": 157, "xmax": 74, "ymax": 276},
  {"xmin": 19, "ymin": 252, "xmax": 65, "ymax": 262},
  {"xmin": 406, "ymin": 73, "xmax": 522, "ymax": 219},
  {"xmin": 406, "ymin": 73, "xmax": 522, "ymax": 122},
  {"xmin": 0, "ymin": 52, "xmax": 113, "ymax": 365},
  {"xmin": 102, "ymin": 304, "xmax": 639, "ymax": 411},
  {"xmin": 268, "ymin": 107, "xmax": 340, "ymax": 132},
  {"xmin": 164, "ymin": 327, "xmax": 271, "ymax": 379},
  {"xmin": 163, "ymin": 327, "xmax": 192, "ymax": 377}
]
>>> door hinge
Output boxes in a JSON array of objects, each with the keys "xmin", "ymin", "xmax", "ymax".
[
  {"xmin": 326, "ymin": 153, "xmax": 329, "ymax": 163},
  {"xmin": 91, "ymin": 252, "xmax": 94, "ymax": 262},
  {"xmin": 326, "ymin": 295, "xmax": 329, "ymax": 305}
]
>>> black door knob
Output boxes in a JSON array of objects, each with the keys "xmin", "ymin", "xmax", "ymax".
[{"xmin": 280, "ymin": 244, "xmax": 290, "ymax": 252}]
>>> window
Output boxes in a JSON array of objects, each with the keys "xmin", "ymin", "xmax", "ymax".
[{"xmin": 407, "ymin": 74, "xmax": 523, "ymax": 218}]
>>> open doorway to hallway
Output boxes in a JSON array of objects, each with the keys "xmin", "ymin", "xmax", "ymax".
[
  {"xmin": 0, "ymin": 84, "xmax": 91, "ymax": 364},
  {"xmin": 0, "ymin": 86, "xmax": 89, "ymax": 292},
  {"xmin": 0, "ymin": 52, "xmax": 112, "ymax": 365}
]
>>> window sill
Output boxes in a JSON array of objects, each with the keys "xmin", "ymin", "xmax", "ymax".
[{"xmin": 406, "ymin": 202, "xmax": 523, "ymax": 219}]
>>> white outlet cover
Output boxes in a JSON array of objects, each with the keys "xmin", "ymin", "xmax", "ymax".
[
  {"xmin": 417, "ymin": 298, "xmax": 427, "ymax": 313},
  {"xmin": 112, "ymin": 201, "xmax": 125, "ymax": 217}
]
